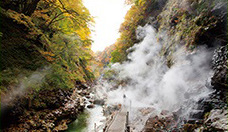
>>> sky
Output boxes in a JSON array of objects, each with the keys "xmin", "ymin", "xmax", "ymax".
[{"xmin": 83, "ymin": 0, "xmax": 130, "ymax": 52}]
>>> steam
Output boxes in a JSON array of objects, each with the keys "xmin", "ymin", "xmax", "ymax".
[
  {"xmin": 97, "ymin": 25, "xmax": 214, "ymax": 129},
  {"xmin": 18, "ymin": 66, "xmax": 49, "ymax": 92},
  {"xmin": 1, "ymin": 66, "xmax": 50, "ymax": 111}
]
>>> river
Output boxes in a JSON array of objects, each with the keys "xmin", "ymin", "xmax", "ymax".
[{"xmin": 67, "ymin": 105, "xmax": 105, "ymax": 132}]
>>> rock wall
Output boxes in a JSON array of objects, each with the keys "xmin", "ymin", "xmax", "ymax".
[{"xmin": 142, "ymin": 0, "xmax": 227, "ymax": 131}]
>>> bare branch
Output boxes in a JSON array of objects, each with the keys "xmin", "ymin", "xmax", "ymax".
[{"xmin": 52, "ymin": 17, "xmax": 65, "ymax": 24}]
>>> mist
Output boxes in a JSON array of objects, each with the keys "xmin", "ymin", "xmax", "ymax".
[
  {"xmin": 1, "ymin": 66, "xmax": 50, "ymax": 112},
  {"xmin": 96, "ymin": 25, "xmax": 215, "ymax": 130}
]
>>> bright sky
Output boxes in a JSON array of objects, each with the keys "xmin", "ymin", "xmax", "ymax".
[{"xmin": 83, "ymin": 0, "xmax": 130, "ymax": 52}]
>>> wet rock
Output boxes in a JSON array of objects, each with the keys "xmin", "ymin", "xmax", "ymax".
[{"xmin": 87, "ymin": 104, "xmax": 95, "ymax": 109}]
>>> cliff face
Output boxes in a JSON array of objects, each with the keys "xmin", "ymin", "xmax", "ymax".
[
  {"xmin": 141, "ymin": 0, "xmax": 227, "ymax": 131},
  {"xmin": 157, "ymin": 0, "xmax": 227, "ymax": 47},
  {"xmin": 154, "ymin": 0, "xmax": 227, "ymax": 88},
  {"xmin": 0, "ymin": 1, "xmax": 94, "ymax": 131},
  {"xmin": 156, "ymin": 0, "xmax": 227, "ymax": 102}
]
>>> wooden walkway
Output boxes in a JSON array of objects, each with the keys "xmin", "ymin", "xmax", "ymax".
[{"xmin": 106, "ymin": 107, "xmax": 129, "ymax": 132}]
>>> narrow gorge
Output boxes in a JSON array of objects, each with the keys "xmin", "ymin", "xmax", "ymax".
[{"xmin": 0, "ymin": 0, "xmax": 227, "ymax": 132}]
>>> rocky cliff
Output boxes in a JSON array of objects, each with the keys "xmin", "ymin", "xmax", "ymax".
[{"xmin": 141, "ymin": 0, "xmax": 227, "ymax": 131}]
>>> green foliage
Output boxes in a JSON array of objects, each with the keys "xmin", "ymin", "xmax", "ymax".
[
  {"xmin": 94, "ymin": 44, "xmax": 116, "ymax": 71},
  {"xmin": 34, "ymin": 0, "xmax": 95, "ymax": 83},
  {"xmin": 0, "ymin": 68, "xmax": 32, "ymax": 92},
  {"xmin": 111, "ymin": 50, "xmax": 125, "ymax": 63},
  {"xmin": 44, "ymin": 64, "xmax": 74, "ymax": 90},
  {"xmin": 33, "ymin": 0, "xmax": 93, "ymax": 38},
  {"xmin": 103, "ymin": 69, "xmax": 118, "ymax": 81},
  {"xmin": 111, "ymin": 0, "xmax": 154, "ymax": 63},
  {"xmin": 0, "ymin": 0, "xmax": 96, "ymax": 96}
]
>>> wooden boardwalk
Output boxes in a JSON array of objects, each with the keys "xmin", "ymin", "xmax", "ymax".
[{"xmin": 106, "ymin": 107, "xmax": 128, "ymax": 132}]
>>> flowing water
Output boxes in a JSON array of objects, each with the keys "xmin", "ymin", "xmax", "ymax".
[
  {"xmin": 85, "ymin": 105, "xmax": 106, "ymax": 132},
  {"xmin": 67, "ymin": 105, "xmax": 105, "ymax": 132}
]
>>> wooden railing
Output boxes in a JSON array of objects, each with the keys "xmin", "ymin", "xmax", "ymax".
[
  {"xmin": 103, "ymin": 108, "xmax": 131, "ymax": 132},
  {"xmin": 103, "ymin": 108, "xmax": 122, "ymax": 132}
]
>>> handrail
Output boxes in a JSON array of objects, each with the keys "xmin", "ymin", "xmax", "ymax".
[
  {"xmin": 104, "ymin": 107, "xmax": 122, "ymax": 132},
  {"xmin": 103, "ymin": 99, "xmax": 131, "ymax": 132}
]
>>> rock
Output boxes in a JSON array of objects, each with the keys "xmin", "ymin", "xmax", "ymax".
[
  {"xmin": 53, "ymin": 121, "xmax": 68, "ymax": 131},
  {"xmin": 24, "ymin": 123, "xmax": 30, "ymax": 130},
  {"xmin": 211, "ymin": 46, "xmax": 227, "ymax": 94},
  {"xmin": 182, "ymin": 123, "xmax": 198, "ymax": 131},
  {"xmin": 160, "ymin": 110, "xmax": 169, "ymax": 115},
  {"xmin": 87, "ymin": 104, "xmax": 95, "ymax": 109},
  {"xmin": 2, "ymin": 88, "xmax": 87, "ymax": 132},
  {"xmin": 175, "ymin": 109, "xmax": 227, "ymax": 131},
  {"xmin": 190, "ymin": 110, "xmax": 204, "ymax": 119},
  {"xmin": 211, "ymin": 2, "xmax": 227, "ymax": 19},
  {"xmin": 204, "ymin": 109, "xmax": 228, "ymax": 131},
  {"xmin": 139, "ymin": 107, "xmax": 155, "ymax": 116},
  {"xmin": 94, "ymin": 99, "xmax": 105, "ymax": 105},
  {"xmin": 85, "ymin": 95, "xmax": 91, "ymax": 99},
  {"xmin": 143, "ymin": 114, "xmax": 176, "ymax": 132},
  {"xmin": 88, "ymin": 99, "xmax": 94, "ymax": 103}
]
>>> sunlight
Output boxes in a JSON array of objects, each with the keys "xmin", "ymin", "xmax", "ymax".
[{"xmin": 83, "ymin": 0, "xmax": 130, "ymax": 52}]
